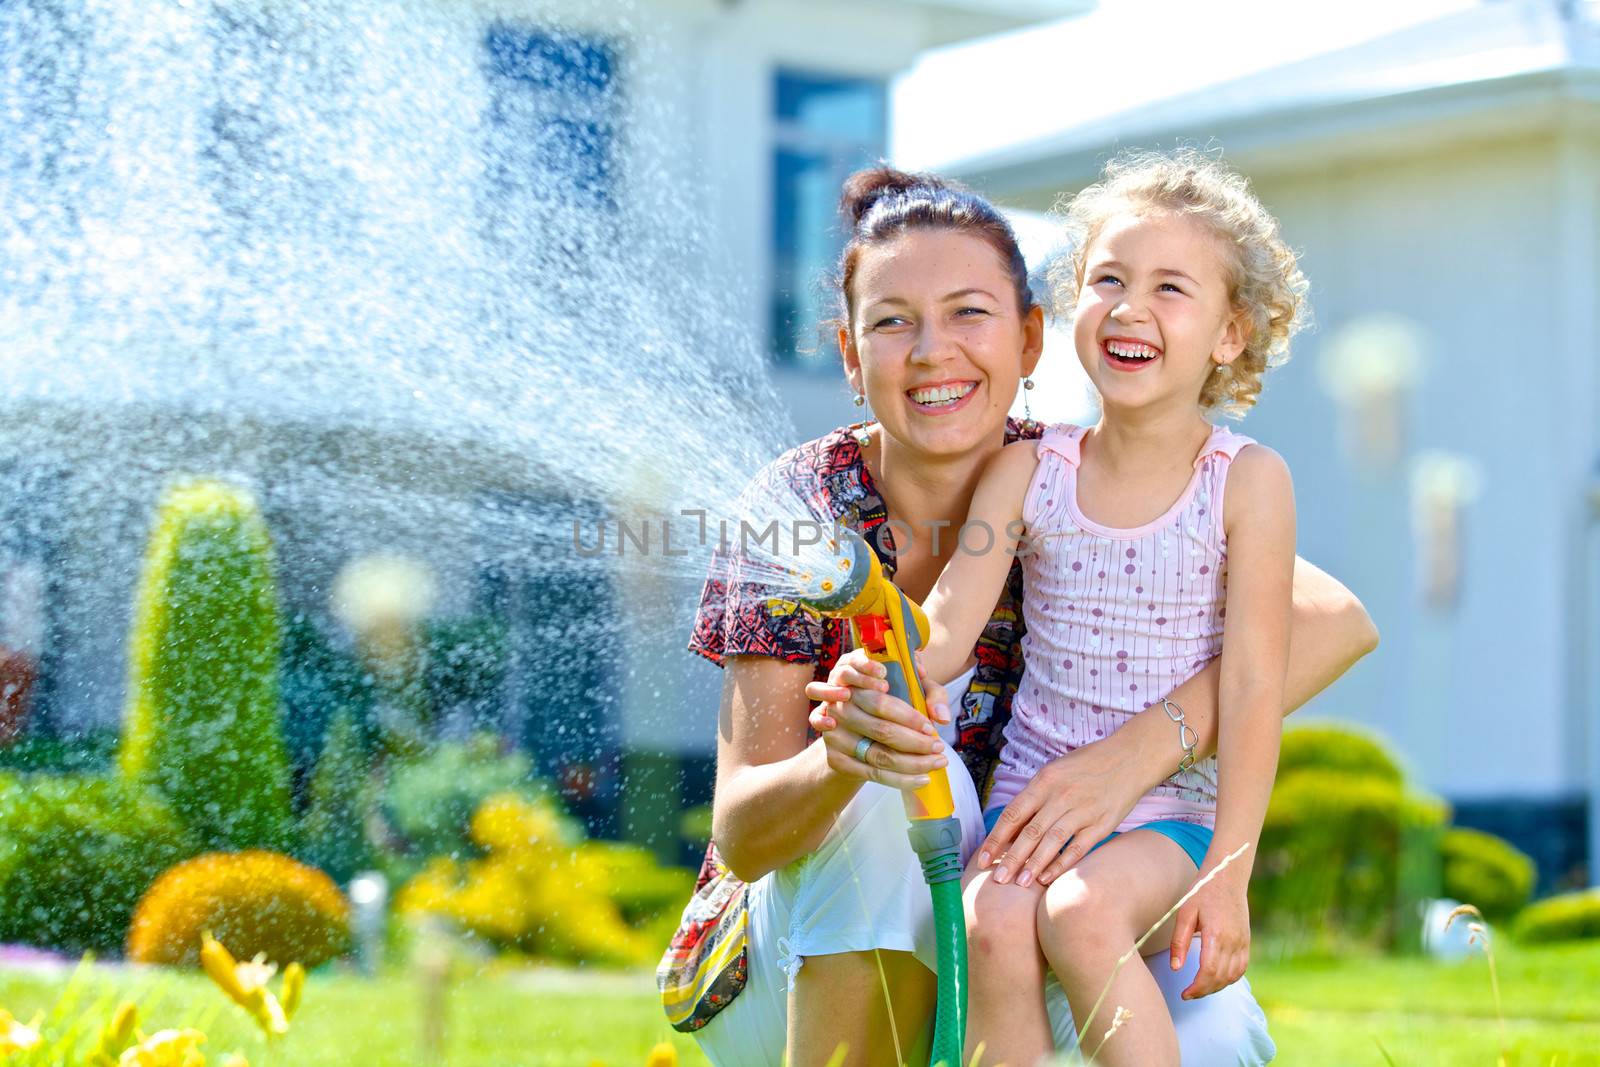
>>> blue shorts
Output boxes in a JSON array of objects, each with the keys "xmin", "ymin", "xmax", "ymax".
[{"xmin": 982, "ymin": 806, "xmax": 1213, "ymax": 869}]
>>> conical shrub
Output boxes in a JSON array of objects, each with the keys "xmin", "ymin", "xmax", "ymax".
[
  {"xmin": 300, "ymin": 708, "xmax": 375, "ymax": 885},
  {"xmin": 120, "ymin": 478, "xmax": 293, "ymax": 851}
]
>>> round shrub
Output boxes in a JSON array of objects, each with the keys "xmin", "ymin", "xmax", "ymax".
[
  {"xmin": 1275, "ymin": 722, "xmax": 1404, "ymax": 785},
  {"xmin": 1441, "ymin": 827, "xmax": 1535, "ymax": 922},
  {"xmin": 0, "ymin": 772, "xmax": 198, "ymax": 955},
  {"xmin": 127, "ymin": 850, "xmax": 350, "ymax": 968},
  {"xmin": 1253, "ymin": 767, "xmax": 1447, "ymax": 947},
  {"xmin": 1512, "ymin": 889, "xmax": 1600, "ymax": 945}
]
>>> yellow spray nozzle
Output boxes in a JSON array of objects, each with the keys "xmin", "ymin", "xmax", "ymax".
[{"xmin": 794, "ymin": 537, "xmax": 950, "ymax": 821}]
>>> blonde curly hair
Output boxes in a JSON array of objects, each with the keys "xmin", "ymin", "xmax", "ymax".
[{"xmin": 1049, "ymin": 147, "xmax": 1309, "ymax": 418}]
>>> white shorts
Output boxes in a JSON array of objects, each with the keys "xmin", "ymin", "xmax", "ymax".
[{"xmin": 693, "ymin": 741, "xmax": 1276, "ymax": 1066}]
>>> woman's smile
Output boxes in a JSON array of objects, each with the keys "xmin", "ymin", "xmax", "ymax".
[{"xmin": 906, "ymin": 379, "xmax": 980, "ymax": 414}]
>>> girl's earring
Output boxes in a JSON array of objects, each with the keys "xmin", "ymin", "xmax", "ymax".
[
  {"xmin": 853, "ymin": 392, "xmax": 866, "ymax": 407},
  {"xmin": 1022, "ymin": 376, "xmax": 1038, "ymax": 431}
]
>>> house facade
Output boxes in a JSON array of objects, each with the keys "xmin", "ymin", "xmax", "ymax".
[
  {"xmin": 930, "ymin": 0, "xmax": 1600, "ymax": 885},
  {"xmin": 0, "ymin": 0, "xmax": 1092, "ymax": 848}
]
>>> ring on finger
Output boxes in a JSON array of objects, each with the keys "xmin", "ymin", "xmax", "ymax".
[{"xmin": 853, "ymin": 735, "xmax": 875, "ymax": 764}]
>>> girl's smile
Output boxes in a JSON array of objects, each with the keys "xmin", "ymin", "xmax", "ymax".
[{"xmin": 1100, "ymin": 336, "xmax": 1163, "ymax": 372}]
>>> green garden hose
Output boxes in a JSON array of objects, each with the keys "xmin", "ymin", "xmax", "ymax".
[{"xmin": 909, "ymin": 817, "xmax": 967, "ymax": 1066}]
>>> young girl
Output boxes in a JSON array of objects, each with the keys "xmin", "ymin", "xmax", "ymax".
[{"xmin": 824, "ymin": 149, "xmax": 1307, "ymax": 1065}]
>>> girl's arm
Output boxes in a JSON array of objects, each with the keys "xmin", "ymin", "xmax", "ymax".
[
  {"xmin": 1208, "ymin": 444, "xmax": 1297, "ymax": 878},
  {"xmin": 1169, "ymin": 444, "xmax": 1296, "ymax": 1000},
  {"xmin": 711, "ymin": 655, "xmax": 947, "ymax": 882},
  {"xmin": 918, "ymin": 441, "xmax": 1039, "ymax": 684},
  {"xmin": 933, "ymin": 555, "xmax": 1379, "ymax": 885}
]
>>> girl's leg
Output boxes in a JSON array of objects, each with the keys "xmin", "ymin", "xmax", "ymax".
[
  {"xmin": 1037, "ymin": 830, "xmax": 1200, "ymax": 1067},
  {"xmin": 962, "ymin": 861, "xmax": 1053, "ymax": 1066},
  {"xmin": 789, "ymin": 949, "xmax": 934, "ymax": 1067}
]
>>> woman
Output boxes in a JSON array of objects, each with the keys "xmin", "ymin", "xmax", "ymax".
[{"xmin": 672, "ymin": 166, "xmax": 1377, "ymax": 1066}]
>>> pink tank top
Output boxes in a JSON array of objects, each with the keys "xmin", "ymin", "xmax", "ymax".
[{"xmin": 986, "ymin": 422, "xmax": 1257, "ymax": 831}]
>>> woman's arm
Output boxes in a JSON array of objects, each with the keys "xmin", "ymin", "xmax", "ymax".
[
  {"xmin": 919, "ymin": 441, "xmax": 1038, "ymax": 683},
  {"xmin": 711, "ymin": 655, "xmax": 947, "ymax": 882},
  {"xmin": 975, "ymin": 552, "xmax": 1378, "ymax": 885}
]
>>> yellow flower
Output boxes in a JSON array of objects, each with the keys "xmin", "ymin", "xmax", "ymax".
[
  {"xmin": 280, "ymin": 962, "xmax": 305, "ymax": 1021},
  {"xmin": 221, "ymin": 1054, "xmax": 250, "ymax": 1067},
  {"xmin": 0, "ymin": 1008, "xmax": 43, "ymax": 1055},
  {"xmin": 644, "ymin": 1042, "xmax": 678, "ymax": 1067},
  {"xmin": 117, "ymin": 1028, "xmax": 206, "ymax": 1067},
  {"xmin": 199, "ymin": 933, "xmax": 289, "ymax": 1038},
  {"xmin": 88, "ymin": 1000, "xmax": 141, "ymax": 1065}
]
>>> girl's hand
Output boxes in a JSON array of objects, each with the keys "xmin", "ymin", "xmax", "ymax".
[
  {"xmin": 1169, "ymin": 862, "xmax": 1252, "ymax": 999},
  {"xmin": 976, "ymin": 739, "xmax": 1146, "ymax": 889},
  {"xmin": 803, "ymin": 649, "xmax": 949, "ymax": 791}
]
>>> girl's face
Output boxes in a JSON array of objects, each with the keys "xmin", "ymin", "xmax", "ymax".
[
  {"xmin": 1072, "ymin": 210, "xmax": 1246, "ymax": 417},
  {"xmin": 840, "ymin": 229, "xmax": 1043, "ymax": 460}
]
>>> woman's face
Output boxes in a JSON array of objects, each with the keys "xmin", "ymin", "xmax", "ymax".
[{"xmin": 840, "ymin": 229, "xmax": 1043, "ymax": 461}]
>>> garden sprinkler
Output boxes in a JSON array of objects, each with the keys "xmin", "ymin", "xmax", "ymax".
[{"xmin": 789, "ymin": 533, "xmax": 967, "ymax": 1067}]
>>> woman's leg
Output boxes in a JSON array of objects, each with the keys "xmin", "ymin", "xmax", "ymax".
[
  {"xmin": 962, "ymin": 861, "xmax": 1053, "ymax": 1066},
  {"xmin": 1037, "ymin": 830, "xmax": 1201, "ymax": 1067},
  {"xmin": 790, "ymin": 950, "xmax": 935, "ymax": 1067}
]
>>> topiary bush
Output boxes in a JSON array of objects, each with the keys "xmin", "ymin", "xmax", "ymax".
[
  {"xmin": 1441, "ymin": 827, "xmax": 1535, "ymax": 922},
  {"xmin": 0, "ymin": 772, "xmax": 198, "ymax": 955},
  {"xmin": 120, "ymin": 478, "xmax": 293, "ymax": 852},
  {"xmin": 298, "ymin": 710, "xmax": 376, "ymax": 886},
  {"xmin": 127, "ymin": 850, "xmax": 351, "ymax": 968},
  {"xmin": 1512, "ymin": 888, "xmax": 1600, "ymax": 945},
  {"xmin": 1253, "ymin": 724, "xmax": 1448, "ymax": 950},
  {"xmin": 1274, "ymin": 722, "xmax": 1404, "ymax": 785}
]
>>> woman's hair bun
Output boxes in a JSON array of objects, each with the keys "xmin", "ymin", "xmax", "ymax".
[{"xmin": 838, "ymin": 164, "xmax": 946, "ymax": 227}]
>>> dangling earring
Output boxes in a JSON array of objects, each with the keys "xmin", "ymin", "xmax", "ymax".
[
  {"xmin": 852, "ymin": 390, "xmax": 873, "ymax": 447},
  {"xmin": 1021, "ymin": 376, "xmax": 1038, "ymax": 432}
]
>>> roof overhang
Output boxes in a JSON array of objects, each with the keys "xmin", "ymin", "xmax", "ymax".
[
  {"xmin": 948, "ymin": 66, "xmax": 1600, "ymax": 209},
  {"xmin": 876, "ymin": 0, "xmax": 1095, "ymax": 45}
]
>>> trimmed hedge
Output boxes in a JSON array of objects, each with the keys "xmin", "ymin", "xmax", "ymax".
[
  {"xmin": 1252, "ymin": 723, "xmax": 1454, "ymax": 949},
  {"xmin": 1512, "ymin": 888, "xmax": 1600, "ymax": 945},
  {"xmin": 1441, "ymin": 827, "xmax": 1535, "ymax": 922},
  {"xmin": 0, "ymin": 772, "xmax": 197, "ymax": 955},
  {"xmin": 1275, "ymin": 723, "xmax": 1404, "ymax": 785}
]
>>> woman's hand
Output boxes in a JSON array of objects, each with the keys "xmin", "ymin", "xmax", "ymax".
[
  {"xmin": 1169, "ymin": 861, "xmax": 1252, "ymax": 999},
  {"xmin": 803, "ymin": 649, "xmax": 949, "ymax": 791},
  {"xmin": 975, "ymin": 737, "xmax": 1149, "ymax": 889}
]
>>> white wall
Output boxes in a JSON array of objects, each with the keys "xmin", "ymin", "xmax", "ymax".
[{"xmin": 1232, "ymin": 136, "xmax": 1590, "ymax": 801}]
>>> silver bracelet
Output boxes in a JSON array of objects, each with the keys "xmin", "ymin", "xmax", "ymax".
[{"xmin": 1161, "ymin": 697, "xmax": 1199, "ymax": 775}]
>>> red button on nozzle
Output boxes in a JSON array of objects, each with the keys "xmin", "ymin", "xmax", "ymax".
[{"xmin": 855, "ymin": 614, "xmax": 889, "ymax": 653}]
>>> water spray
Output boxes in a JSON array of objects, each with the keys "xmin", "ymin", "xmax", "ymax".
[{"xmin": 790, "ymin": 533, "xmax": 967, "ymax": 1067}]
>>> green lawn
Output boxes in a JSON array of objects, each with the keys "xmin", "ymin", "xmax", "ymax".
[{"xmin": 2, "ymin": 942, "xmax": 1597, "ymax": 1066}]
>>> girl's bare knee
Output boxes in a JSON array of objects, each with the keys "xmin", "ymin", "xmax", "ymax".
[{"xmin": 966, "ymin": 873, "xmax": 1045, "ymax": 963}]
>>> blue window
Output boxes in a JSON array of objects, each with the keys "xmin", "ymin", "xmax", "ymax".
[
  {"xmin": 482, "ymin": 25, "xmax": 619, "ymax": 211},
  {"xmin": 770, "ymin": 70, "xmax": 886, "ymax": 365},
  {"xmin": 474, "ymin": 492, "xmax": 621, "ymax": 839}
]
